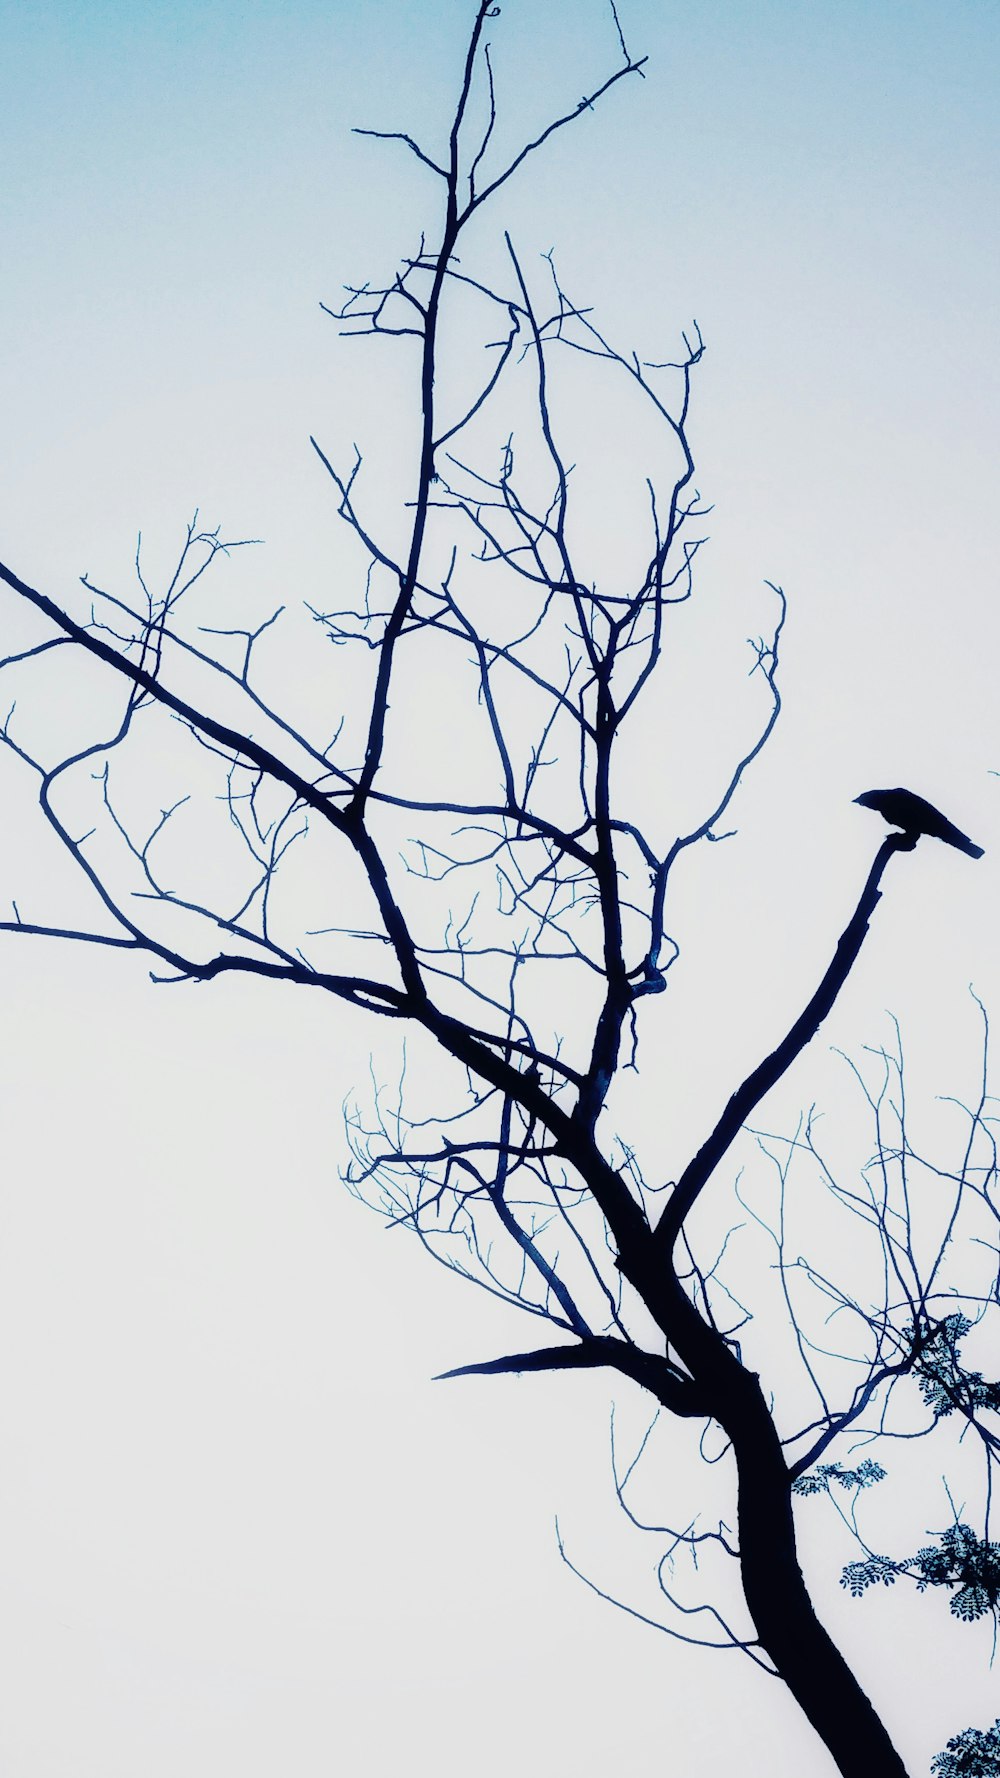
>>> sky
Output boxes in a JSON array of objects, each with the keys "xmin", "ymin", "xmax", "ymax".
[{"xmin": 0, "ymin": 1, "xmax": 998, "ymax": 1773}]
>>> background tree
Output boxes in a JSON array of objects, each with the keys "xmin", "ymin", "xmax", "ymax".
[{"xmin": 0, "ymin": 3, "xmax": 997, "ymax": 1775}]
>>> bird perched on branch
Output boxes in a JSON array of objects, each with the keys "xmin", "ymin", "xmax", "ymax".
[{"xmin": 854, "ymin": 787, "xmax": 984, "ymax": 859}]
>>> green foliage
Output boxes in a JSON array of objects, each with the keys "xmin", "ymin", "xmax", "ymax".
[{"xmin": 931, "ymin": 1718, "xmax": 1000, "ymax": 1777}]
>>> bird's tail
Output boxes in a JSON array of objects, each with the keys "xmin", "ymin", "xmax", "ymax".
[{"xmin": 957, "ymin": 834, "xmax": 986, "ymax": 860}]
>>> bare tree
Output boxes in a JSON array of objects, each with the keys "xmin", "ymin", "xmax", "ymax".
[{"xmin": 0, "ymin": 6, "xmax": 994, "ymax": 1775}]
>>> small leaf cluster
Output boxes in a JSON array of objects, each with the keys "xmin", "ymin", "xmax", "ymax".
[
  {"xmin": 931, "ymin": 1718, "xmax": 1000, "ymax": 1777},
  {"xmin": 791, "ymin": 1458, "xmax": 886, "ymax": 1497},
  {"xmin": 915, "ymin": 1315, "xmax": 1000, "ymax": 1422},
  {"xmin": 841, "ymin": 1554, "xmax": 901, "ymax": 1597},
  {"xmin": 841, "ymin": 1524, "xmax": 1000, "ymax": 1622},
  {"xmin": 914, "ymin": 1523, "xmax": 1000, "ymax": 1623}
]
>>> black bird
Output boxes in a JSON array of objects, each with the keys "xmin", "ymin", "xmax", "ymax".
[{"xmin": 855, "ymin": 787, "xmax": 984, "ymax": 859}]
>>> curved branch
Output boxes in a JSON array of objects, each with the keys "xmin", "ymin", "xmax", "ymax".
[
  {"xmin": 654, "ymin": 832, "xmax": 917, "ymax": 1258},
  {"xmin": 436, "ymin": 1332, "xmax": 705, "ymax": 1415}
]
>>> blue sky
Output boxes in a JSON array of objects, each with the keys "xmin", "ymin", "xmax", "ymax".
[{"xmin": 0, "ymin": 3, "xmax": 998, "ymax": 1773}]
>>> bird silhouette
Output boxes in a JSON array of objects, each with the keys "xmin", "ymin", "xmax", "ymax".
[{"xmin": 854, "ymin": 787, "xmax": 984, "ymax": 859}]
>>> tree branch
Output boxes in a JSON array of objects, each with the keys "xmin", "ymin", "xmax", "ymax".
[{"xmin": 654, "ymin": 832, "xmax": 917, "ymax": 1258}]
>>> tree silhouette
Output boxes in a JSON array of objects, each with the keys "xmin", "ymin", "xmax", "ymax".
[{"xmin": 0, "ymin": 6, "xmax": 995, "ymax": 1775}]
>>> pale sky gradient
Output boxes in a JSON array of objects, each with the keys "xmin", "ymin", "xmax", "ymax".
[{"xmin": 0, "ymin": 3, "xmax": 999, "ymax": 1774}]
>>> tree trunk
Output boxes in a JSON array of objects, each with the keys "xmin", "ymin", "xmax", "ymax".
[
  {"xmin": 726, "ymin": 1378, "xmax": 910, "ymax": 1778},
  {"xmin": 627, "ymin": 1252, "xmax": 912, "ymax": 1777}
]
